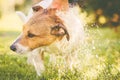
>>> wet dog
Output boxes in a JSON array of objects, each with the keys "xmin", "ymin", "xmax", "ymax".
[{"xmin": 10, "ymin": 0, "xmax": 85, "ymax": 75}]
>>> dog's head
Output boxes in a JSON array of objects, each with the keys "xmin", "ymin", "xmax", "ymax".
[{"xmin": 10, "ymin": 6, "xmax": 69, "ymax": 54}]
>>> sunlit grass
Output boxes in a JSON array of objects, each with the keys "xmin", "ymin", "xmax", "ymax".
[{"xmin": 0, "ymin": 27, "xmax": 120, "ymax": 80}]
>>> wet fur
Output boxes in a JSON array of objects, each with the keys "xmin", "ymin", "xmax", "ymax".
[{"xmin": 11, "ymin": 0, "xmax": 85, "ymax": 76}]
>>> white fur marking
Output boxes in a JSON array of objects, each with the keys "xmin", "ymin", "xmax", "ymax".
[
  {"xmin": 27, "ymin": 48, "xmax": 45, "ymax": 76},
  {"xmin": 16, "ymin": 43, "xmax": 29, "ymax": 54}
]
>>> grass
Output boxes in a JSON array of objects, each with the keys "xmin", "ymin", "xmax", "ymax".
[{"xmin": 0, "ymin": 27, "xmax": 120, "ymax": 80}]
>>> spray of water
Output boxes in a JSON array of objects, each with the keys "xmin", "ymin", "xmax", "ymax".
[{"xmin": 45, "ymin": 5, "xmax": 107, "ymax": 79}]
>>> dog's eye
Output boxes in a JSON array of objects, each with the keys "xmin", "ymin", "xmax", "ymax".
[{"xmin": 28, "ymin": 33, "xmax": 35, "ymax": 38}]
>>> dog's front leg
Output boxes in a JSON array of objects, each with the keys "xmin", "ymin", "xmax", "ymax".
[{"xmin": 27, "ymin": 48, "xmax": 45, "ymax": 76}]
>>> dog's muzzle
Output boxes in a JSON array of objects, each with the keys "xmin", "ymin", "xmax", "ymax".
[{"xmin": 10, "ymin": 43, "xmax": 29, "ymax": 54}]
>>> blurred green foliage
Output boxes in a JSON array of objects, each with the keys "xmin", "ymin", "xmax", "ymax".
[
  {"xmin": 69, "ymin": 0, "xmax": 120, "ymax": 27},
  {"xmin": 69, "ymin": 0, "xmax": 120, "ymax": 16},
  {"xmin": 15, "ymin": 0, "xmax": 32, "ymax": 14},
  {"xmin": 85, "ymin": 0, "xmax": 120, "ymax": 16}
]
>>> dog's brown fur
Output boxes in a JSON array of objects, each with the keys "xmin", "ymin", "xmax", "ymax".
[
  {"xmin": 50, "ymin": 0, "xmax": 69, "ymax": 11},
  {"xmin": 18, "ymin": 8, "xmax": 69, "ymax": 50}
]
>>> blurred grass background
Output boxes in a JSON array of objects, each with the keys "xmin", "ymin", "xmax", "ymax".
[{"xmin": 0, "ymin": 0, "xmax": 120, "ymax": 80}]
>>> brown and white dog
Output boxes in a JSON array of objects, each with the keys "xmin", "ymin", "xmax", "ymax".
[{"xmin": 10, "ymin": 0, "xmax": 85, "ymax": 75}]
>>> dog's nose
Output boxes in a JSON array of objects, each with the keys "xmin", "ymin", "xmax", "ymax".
[{"xmin": 10, "ymin": 45, "xmax": 17, "ymax": 51}]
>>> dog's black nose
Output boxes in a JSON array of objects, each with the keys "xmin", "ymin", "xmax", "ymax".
[{"xmin": 10, "ymin": 45, "xmax": 17, "ymax": 51}]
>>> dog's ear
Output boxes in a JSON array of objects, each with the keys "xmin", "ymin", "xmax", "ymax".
[
  {"xmin": 51, "ymin": 23, "xmax": 70, "ymax": 41},
  {"xmin": 32, "ymin": 6, "xmax": 43, "ymax": 12},
  {"xmin": 16, "ymin": 11, "xmax": 27, "ymax": 23},
  {"xmin": 49, "ymin": 0, "xmax": 69, "ymax": 11}
]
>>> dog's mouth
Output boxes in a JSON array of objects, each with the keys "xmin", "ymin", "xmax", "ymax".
[
  {"xmin": 10, "ymin": 43, "xmax": 30, "ymax": 54},
  {"xmin": 10, "ymin": 43, "xmax": 44, "ymax": 54}
]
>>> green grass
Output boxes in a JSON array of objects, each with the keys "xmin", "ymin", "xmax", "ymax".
[{"xmin": 0, "ymin": 28, "xmax": 120, "ymax": 80}]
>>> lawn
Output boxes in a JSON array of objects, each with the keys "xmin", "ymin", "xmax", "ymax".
[{"xmin": 0, "ymin": 25, "xmax": 120, "ymax": 79}]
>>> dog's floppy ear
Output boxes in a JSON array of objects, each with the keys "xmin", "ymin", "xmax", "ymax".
[
  {"xmin": 16, "ymin": 11, "xmax": 27, "ymax": 23},
  {"xmin": 51, "ymin": 23, "xmax": 70, "ymax": 41},
  {"xmin": 32, "ymin": 6, "xmax": 43, "ymax": 12},
  {"xmin": 49, "ymin": 0, "xmax": 69, "ymax": 11}
]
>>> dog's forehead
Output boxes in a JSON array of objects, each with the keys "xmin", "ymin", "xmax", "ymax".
[
  {"xmin": 23, "ymin": 8, "xmax": 65, "ymax": 35},
  {"xmin": 27, "ymin": 9, "xmax": 58, "ymax": 25},
  {"xmin": 32, "ymin": 9, "xmax": 56, "ymax": 19},
  {"xmin": 23, "ymin": 9, "xmax": 59, "ymax": 33}
]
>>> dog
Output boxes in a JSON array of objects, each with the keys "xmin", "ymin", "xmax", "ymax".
[{"xmin": 10, "ymin": 0, "xmax": 85, "ymax": 76}]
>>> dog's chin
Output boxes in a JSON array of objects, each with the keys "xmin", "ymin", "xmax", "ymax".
[
  {"xmin": 14, "ymin": 48, "xmax": 30, "ymax": 54},
  {"xmin": 16, "ymin": 48, "xmax": 42, "ymax": 54},
  {"xmin": 15, "ymin": 49, "xmax": 30, "ymax": 54},
  {"xmin": 12, "ymin": 43, "xmax": 30, "ymax": 54},
  {"xmin": 13, "ymin": 43, "xmax": 42, "ymax": 54}
]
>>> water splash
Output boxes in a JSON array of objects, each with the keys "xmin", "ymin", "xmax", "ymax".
[
  {"xmin": 20, "ymin": 1, "xmax": 119, "ymax": 79},
  {"xmin": 46, "ymin": 5, "xmax": 107, "ymax": 79}
]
